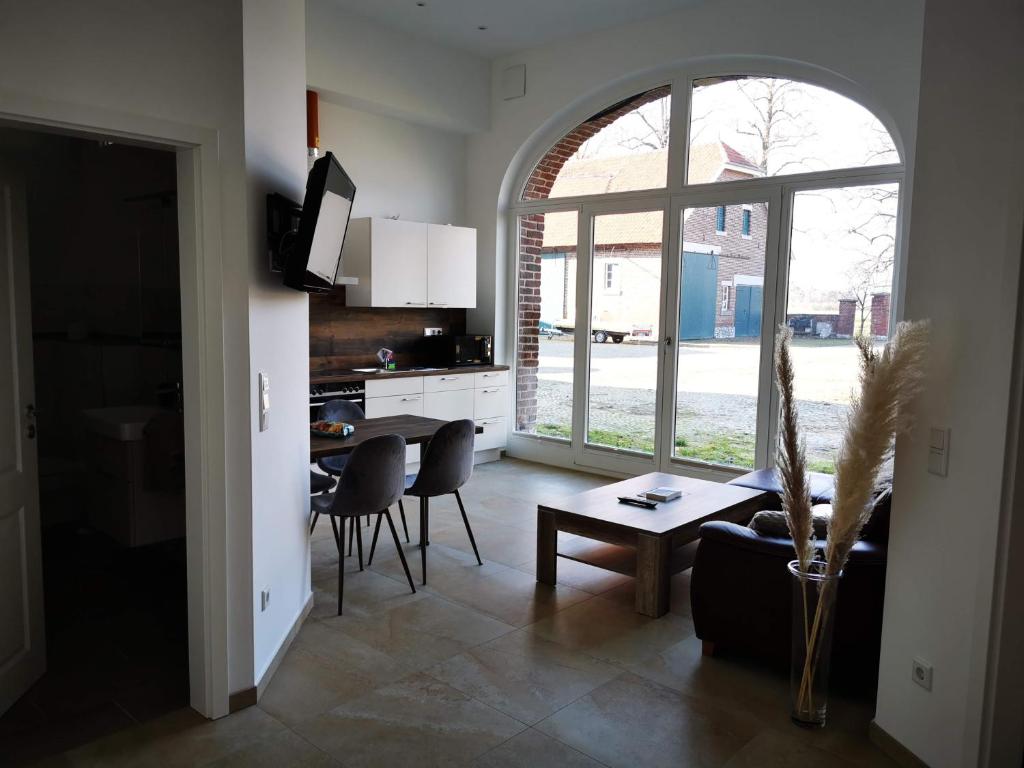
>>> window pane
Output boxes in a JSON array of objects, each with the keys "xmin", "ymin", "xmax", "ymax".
[
  {"xmin": 522, "ymin": 86, "xmax": 670, "ymax": 201},
  {"xmin": 785, "ymin": 184, "xmax": 899, "ymax": 473},
  {"xmin": 515, "ymin": 211, "xmax": 577, "ymax": 440},
  {"xmin": 674, "ymin": 201, "xmax": 768, "ymax": 468},
  {"xmin": 688, "ymin": 76, "xmax": 898, "ymax": 184},
  {"xmin": 586, "ymin": 210, "xmax": 663, "ymax": 453}
]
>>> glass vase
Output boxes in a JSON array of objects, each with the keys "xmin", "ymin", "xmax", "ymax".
[{"xmin": 789, "ymin": 560, "xmax": 842, "ymax": 728}]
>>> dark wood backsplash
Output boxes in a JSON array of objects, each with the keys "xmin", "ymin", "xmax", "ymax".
[{"xmin": 309, "ymin": 289, "xmax": 466, "ymax": 373}]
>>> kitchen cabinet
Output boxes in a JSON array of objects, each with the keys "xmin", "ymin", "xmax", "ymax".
[
  {"xmin": 423, "ymin": 390, "xmax": 474, "ymax": 422},
  {"xmin": 426, "ymin": 224, "xmax": 476, "ymax": 309},
  {"xmin": 343, "ymin": 218, "xmax": 476, "ymax": 308},
  {"xmin": 364, "ymin": 377, "xmax": 424, "ymax": 465}
]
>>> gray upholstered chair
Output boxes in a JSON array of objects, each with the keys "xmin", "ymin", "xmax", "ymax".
[
  {"xmin": 310, "ymin": 434, "xmax": 416, "ymax": 615},
  {"xmin": 369, "ymin": 419, "xmax": 480, "ymax": 584}
]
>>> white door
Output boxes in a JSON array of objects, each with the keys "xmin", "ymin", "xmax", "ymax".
[
  {"xmin": 0, "ymin": 170, "xmax": 45, "ymax": 716},
  {"xmin": 371, "ymin": 218, "xmax": 428, "ymax": 308},
  {"xmin": 426, "ymin": 224, "xmax": 476, "ymax": 308}
]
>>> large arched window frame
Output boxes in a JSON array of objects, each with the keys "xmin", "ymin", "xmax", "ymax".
[{"xmin": 506, "ymin": 66, "xmax": 906, "ymax": 480}]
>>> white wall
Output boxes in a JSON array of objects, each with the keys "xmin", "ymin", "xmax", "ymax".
[
  {"xmin": 306, "ymin": 0, "xmax": 490, "ymax": 134},
  {"xmin": 318, "ymin": 100, "xmax": 466, "ymax": 225},
  {"xmin": 464, "ymin": 0, "xmax": 925, "ymax": 357},
  {"xmin": 0, "ymin": 0, "xmax": 255, "ymax": 705},
  {"xmin": 242, "ymin": 0, "xmax": 313, "ymax": 686},
  {"xmin": 874, "ymin": 1, "xmax": 1024, "ymax": 765}
]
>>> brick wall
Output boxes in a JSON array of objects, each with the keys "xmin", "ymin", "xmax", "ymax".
[
  {"xmin": 516, "ymin": 213, "xmax": 545, "ymax": 431},
  {"xmin": 837, "ymin": 299, "xmax": 856, "ymax": 337},
  {"xmin": 870, "ymin": 292, "xmax": 890, "ymax": 338}
]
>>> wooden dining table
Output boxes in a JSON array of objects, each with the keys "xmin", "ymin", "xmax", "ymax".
[{"xmin": 309, "ymin": 414, "xmax": 483, "ymax": 459}]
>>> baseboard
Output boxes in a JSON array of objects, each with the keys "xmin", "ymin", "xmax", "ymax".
[
  {"xmin": 869, "ymin": 721, "xmax": 929, "ymax": 767},
  {"xmin": 256, "ymin": 591, "xmax": 314, "ymax": 700},
  {"xmin": 228, "ymin": 686, "xmax": 257, "ymax": 713}
]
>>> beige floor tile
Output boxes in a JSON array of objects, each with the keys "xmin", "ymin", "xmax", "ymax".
[
  {"xmin": 374, "ymin": 541, "xmax": 591, "ymax": 627},
  {"xmin": 203, "ymin": 728, "xmax": 341, "ymax": 768},
  {"xmin": 323, "ymin": 594, "xmax": 516, "ymax": 670},
  {"xmin": 258, "ymin": 620, "xmax": 412, "ymax": 726},
  {"xmin": 293, "ymin": 672, "xmax": 526, "ymax": 768},
  {"xmin": 721, "ymin": 728, "xmax": 871, "ymax": 768},
  {"xmin": 309, "ymin": 563, "xmax": 424, "ymax": 620},
  {"xmin": 600, "ymin": 568, "xmax": 693, "ymax": 616},
  {"xmin": 58, "ymin": 706, "xmax": 287, "ymax": 768},
  {"xmin": 472, "ymin": 728, "xmax": 605, "ymax": 767},
  {"xmin": 526, "ymin": 595, "xmax": 693, "ymax": 667},
  {"xmin": 512, "ymin": 555, "xmax": 634, "ymax": 595},
  {"xmin": 536, "ymin": 672, "xmax": 760, "ymax": 768},
  {"xmin": 429, "ymin": 629, "xmax": 620, "ymax": 725}
]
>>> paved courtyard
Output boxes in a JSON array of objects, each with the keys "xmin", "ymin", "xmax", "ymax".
[{"xmin": 532, "ymin": 337, "xmax": 871, "ymax": 470}]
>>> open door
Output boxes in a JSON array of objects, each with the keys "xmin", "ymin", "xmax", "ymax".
[{"xmin": 0, "ymin": 168, "xmax": 45, "ymax": 716}]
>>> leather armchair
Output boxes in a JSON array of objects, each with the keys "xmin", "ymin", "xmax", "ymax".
[{"xmin": 690, "ymin": 470, "xmax": 890, "ymax": 688}]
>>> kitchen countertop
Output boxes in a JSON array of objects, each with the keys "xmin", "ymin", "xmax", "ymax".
[{"xmin": 309, "ymin": 364, "xmax": 509, "ymax": 386}]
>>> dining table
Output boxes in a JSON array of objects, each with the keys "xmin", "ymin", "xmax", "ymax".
[{"xmin": 309, "ymin": 414, "xmax": 483, "ymax": 460}]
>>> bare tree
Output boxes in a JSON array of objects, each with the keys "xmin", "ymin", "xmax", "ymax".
[{"xmin": 734, "ymin": 78, "xmax": 819, "ymax": 174}]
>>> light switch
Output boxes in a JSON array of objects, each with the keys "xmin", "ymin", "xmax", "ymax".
[
  {"xmin": 259, "ymin": 373, "xmax": 270, "ymax": 432},
  {"xmin": 927, "ymin": 427, "xmax": 950, "ymax": 477}
]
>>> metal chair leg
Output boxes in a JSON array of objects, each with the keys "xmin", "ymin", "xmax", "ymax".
[
  {"xmin": 355, "ymin": 516, "xmax": 364, "ymax": 571},
  {"xmin": 347, "ymin": 516, "xmax": 355, "ymax": 556},
  {"xmin": 310, "ymin": 511, "xmax": 320, "ymax": 535},
  {"xmin": 367, "ymin": 512, "xmax": 384, "ymax": 566},
  {"xmin": 454, "ymin": 489, "xmax": 482, "ymax": 566},
  {"xmin": 330, "ymin": 515, "xmax": 345, "ymax": 616},
  {"xmin": 419, "ymin": 497, "xmax": 427, "ymax": 585},
  {"xmin": 398, "ymin": 499, "xmax": 410, "ymax": 542},
  {"xmin": 385, "ymin": 510, "xmax": 416, "ymax": 595}
]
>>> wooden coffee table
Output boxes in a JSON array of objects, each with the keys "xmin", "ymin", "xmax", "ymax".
[{"xmin": 537, "ymin": 472, "xmax": 768, "ymax": 617}]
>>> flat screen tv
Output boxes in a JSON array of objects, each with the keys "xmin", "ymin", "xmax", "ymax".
[{"xmin": 271, "ymin": 151, "xmax": 356, "ymax": 293}]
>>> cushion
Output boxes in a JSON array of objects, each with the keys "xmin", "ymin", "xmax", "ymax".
[{"xmin": 749, "ymin": 504, "xmax": 832, "ymax": 538}]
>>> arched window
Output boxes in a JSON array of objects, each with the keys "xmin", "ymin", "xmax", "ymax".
[{"xmin": 511, "ymin": 73, "xmax": 903, "ymax": 478}]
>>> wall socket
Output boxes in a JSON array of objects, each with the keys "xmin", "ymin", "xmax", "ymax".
[
  {"xmin": 423, "ymin": 327, "xmax": 443, "ymax": 336},
  {"xmin": 911, "ymin": 657, "xmax": 933, "ymax": 691},
  {"xmin": 260, "ymin": 589, "xmax": 271, "ymax": 612}
]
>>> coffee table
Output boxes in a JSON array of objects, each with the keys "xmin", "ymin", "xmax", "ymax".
[{"xmin": 537, "ymin": 472, "xmax": 768, "ymax": 617}]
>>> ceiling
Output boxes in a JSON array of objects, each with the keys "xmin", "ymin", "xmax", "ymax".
[{"xmin": 326, "ymin": 0, "xmax": 704, "ymax": 58}]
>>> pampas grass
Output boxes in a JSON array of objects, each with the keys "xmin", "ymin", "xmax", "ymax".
[
  {"xmin": 784, "ymin": 319, "xmax": 930, "ymax": 723},
  {"xmin": 775, "ymin": 326, "xmax": 815, "ymax": 572}
]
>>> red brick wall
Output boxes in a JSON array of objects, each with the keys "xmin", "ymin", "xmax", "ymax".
[
  {"xmin": 521, "ymin": 85, "xmax": 670, "ymax": 201},
  {"xmin": 871, "ymin": 292, "xmax": 891, "ymax": 338},
  {"xmin": 837, "ymin": 299, "xmax": 856, "ymax": 337},
  {"xmin": 516, "ymin": 213, "xmax": 545, "ymax": 431}
]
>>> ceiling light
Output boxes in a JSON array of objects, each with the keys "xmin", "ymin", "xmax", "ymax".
[{"xmin": 477, "ymin": 25, "xmax": 488, "ymax": 30}]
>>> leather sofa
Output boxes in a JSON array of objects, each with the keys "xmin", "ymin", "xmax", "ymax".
[{"xmin": 690, "ymin": 469, "xmax": 891, "ymax": 688}]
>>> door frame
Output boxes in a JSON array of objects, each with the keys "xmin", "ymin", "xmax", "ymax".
[
  {"xmin": 0, "ymin": 89, "xmax": 232, "ymax": 718},
  {"xmin": 657, "ymin": 186, "xmax": 784, "ymax": 477},
  {"xmin": 574, "ymin": 197, "xmax": 671, "ymax": 476}
]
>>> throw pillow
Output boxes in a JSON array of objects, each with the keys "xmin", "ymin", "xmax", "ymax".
[{"xmin": 749, "ymin": 505, "xmax": 832, "ymax": 538}]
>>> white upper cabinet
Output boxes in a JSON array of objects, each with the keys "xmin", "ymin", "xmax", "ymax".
[
  {"xmin": 427, "ymin": 224, "xmax": 476, "ymax": 309},
  {"xmin": 343, "ymin": 218, "xmax": 476, "ymax": 308}
]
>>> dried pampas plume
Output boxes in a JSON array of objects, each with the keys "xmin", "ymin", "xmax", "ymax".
[
  {"xmin": 774, "ymin": 326, "xmax": 815, "ymax": 571},
  {"xmin": 826, "ymin": 320, "xmax": 930, "ymax": 574}
]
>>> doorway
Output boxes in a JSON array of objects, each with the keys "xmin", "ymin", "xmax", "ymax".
[{"xmin": 0, "ymin": 127, "xmax": 188, "ymax": 765}]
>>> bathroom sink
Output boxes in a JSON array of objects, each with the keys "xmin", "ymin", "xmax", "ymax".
[{"xmin": 82, "ymin": 406, "xmax": 165, "ymax": 441}]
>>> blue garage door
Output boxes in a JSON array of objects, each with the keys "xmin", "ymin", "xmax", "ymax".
[
  {"xmin": 679, "ymin": 252, "xmax": 719, "ymax": 340},
  {"xmin": 735, "ymin": 284, "xmax": 763, "ymax": 338}
]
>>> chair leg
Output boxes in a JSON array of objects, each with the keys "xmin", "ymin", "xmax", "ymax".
[
  {"xmin": 309, "ymin": 511, "xmax": 320, "ymax": 535},
  {"xmin": 347, "ymin": 516, "xmax": 355, "ymax": 556},
  {"xmin": 366, "ymin": 514, "xmax": 370, "ymax": 528},
  {"xmin": 330, "ymin": 516, "xmax": 345, "ymax": 617},
  {"xmin": 329, "ymin": 514, "xmax": 341, "ymax": 551},
  {"xmin": 367, "ymin": 513, "xmax": 384, "ymax": 566},
  {"xmin": 419, "ymin": 497, "xmax": 427, "ymax": 585},
  {"xmin": 398, "ymin": 499, "xmax": 410, "ymax": 543},
  {"xmin": 454, "ymin": 489, "xmax": 482, "ymax": 566},
  {"xmin": 385, "ymin": 510, "xmax": 416, "ymax": 595},
  {"xmin": 355, "ymin": 516, "xmax": 364, "ymax": 571}
]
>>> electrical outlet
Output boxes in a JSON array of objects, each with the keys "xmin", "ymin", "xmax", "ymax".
[
  {"xmin": 260, "ymin": 589, "xmax": 271, "ymax": 612},
  {"xmin": 911, "ymin": 657, "xmax": 933, "ymax": 691},
  {"xmin": 424, "ymin": 327, "xmax": 443, "ymax": 336}
]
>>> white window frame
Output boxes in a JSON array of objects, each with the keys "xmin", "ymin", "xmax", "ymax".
[
  {"xmin": 506, "ymin": 65, "xmax": 906, "ymax": 481},
  {"xmin": 741, "ymin": 204, "xmax": 753, "ymax": 239},
  {"xmin": 721, "ymin": 282, "xmax": 732, "ymax": 312},
  {"xmin": 603, "ymin": 261, "xmax": 620, "ymax": 294}
]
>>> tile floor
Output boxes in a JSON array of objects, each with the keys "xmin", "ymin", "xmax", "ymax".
[{"xmin": 35, "ymin": 458, "xmax": 897, "ymax": 768}]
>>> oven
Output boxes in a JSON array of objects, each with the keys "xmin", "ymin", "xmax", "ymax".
[{"xmin": 309, "ymin": 380, "xmax": 366, "ymax": 421}]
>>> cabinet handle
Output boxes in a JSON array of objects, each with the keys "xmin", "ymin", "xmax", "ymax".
[
  {"xmin": 405, "ymin": 301, "xmax": 425, "ymax": 306},
  {"xmin": 429, "ymin": 302, "xmax": 448, "ymax": 306},
  {"xmin": 400, "ymin": 396, "xmax": 421, "ymax": 402},
  {"xmin": 482, "ymin": 388, "xmax": 499, "ymax": 394},
  {"xmin": 439, "ymin": 376, "xmax": 458, "ymax": 381}
]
